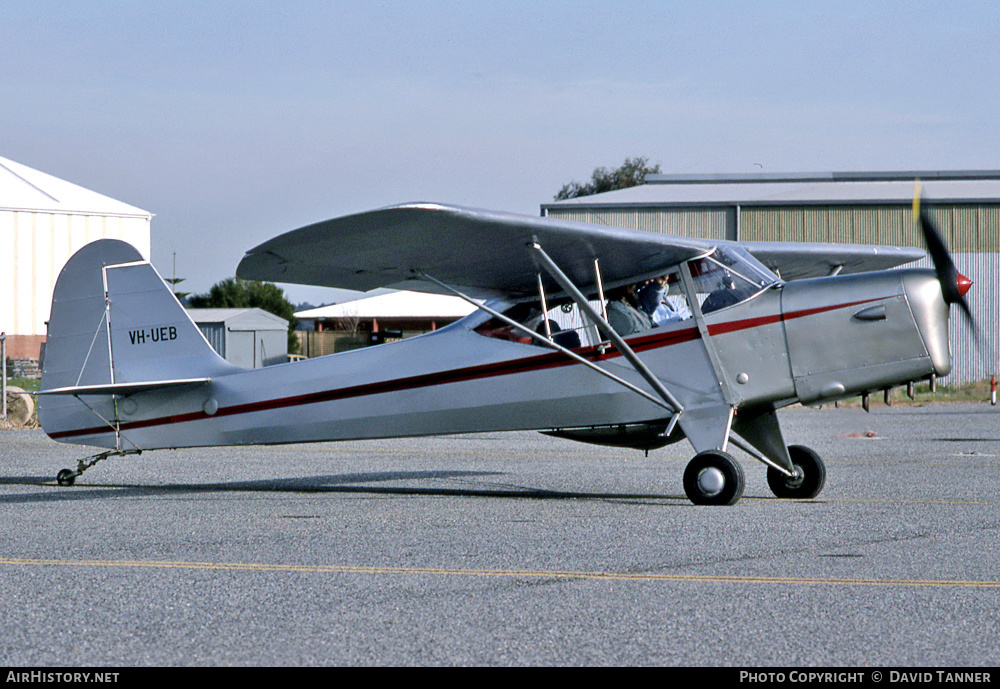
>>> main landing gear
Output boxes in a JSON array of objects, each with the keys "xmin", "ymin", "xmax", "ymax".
[
  {"xmin": 765, "ymin": 445, "xmax": 826, "ymax": 500},
  {"xmin": 682, "ymin": 445, "xmax": 825, "ymax": 505},
  {"xmin": 683, "ymin": 450, "xmax": 745, "ymax": 505}
]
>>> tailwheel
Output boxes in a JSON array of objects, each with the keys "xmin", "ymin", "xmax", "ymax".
[
  {"xmin": 767, "ymin": 445, "xmax": 825, "ymax": 499},
  {"xmin": 683, "ymin": 450, "xmax": 745, "ymax": 506},
  {"xmin": 53, "ymin": 448, "xmax": 141, "ymax": 487}
]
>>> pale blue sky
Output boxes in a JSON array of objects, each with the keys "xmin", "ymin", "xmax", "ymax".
[{"xmin": 4, "ymin": 1, "xmax": 999, "ymax": 302}]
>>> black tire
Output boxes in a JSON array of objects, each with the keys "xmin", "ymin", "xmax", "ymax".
[
  {"xmin": 767, "ymin": 445, "xmax": 825, "ymax": 499},
  {"xmin": 56, "ymin": 469, "xmax": 76, "ymax": 487},
  {"xmin": 683, "ymin": 450, "xmax": 745, "ymax": 506}
]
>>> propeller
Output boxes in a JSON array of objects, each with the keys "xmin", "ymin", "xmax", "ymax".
[{"xmin": 913, "ymin": 181, "xmax": 977, "ymax": 338}]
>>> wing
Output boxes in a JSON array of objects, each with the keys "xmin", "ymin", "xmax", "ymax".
[
  {"xmin": 741, "ymin": 241, "xmax": 926, "ymax": 280},
  {"xmin": 237, "ymin": 203, "xmax": 713, "ymax": 299}
]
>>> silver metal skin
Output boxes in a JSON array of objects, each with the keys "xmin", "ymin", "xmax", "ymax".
[
  {"xmin": 37, "ymin": 203, "xmax": 958, "ymax": 504},
  {"xmin": 780, "ymin": 268, "xmax": 949, "ymax": 405}
]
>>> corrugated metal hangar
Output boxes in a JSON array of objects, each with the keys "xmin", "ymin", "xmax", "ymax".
[
  {"xmin": 1, "ymin": 155, "xmax": 152, "ymax": 360},
  {"xmin": 542, "ymin": 171, "xmax": 1000, "ymax": 385}
]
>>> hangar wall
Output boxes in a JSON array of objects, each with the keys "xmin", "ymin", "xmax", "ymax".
[
  {"xmin": 738, "ymin": 204, "xmax": 1000, "ymax": 249},
  {"xmin": 1, "ymin": 156, "xmax": 152, "ymax": 361},
  {"xmin": 545, "ymin": 207, "xmax": 735, "ymax": 241},
  {"xmin": 2, "ymin": 210, "xmax": 151, "ymax": 341},
  {"xmin": 544, "ymin": 202, "xmax": 1000, "ymax": 248}
]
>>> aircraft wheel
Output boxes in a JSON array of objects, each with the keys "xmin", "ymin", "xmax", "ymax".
[
  {"xmin": 683, "ymin": 450, "xmax": 744, "ymax": 506},
  {"xmin": 767, "ymin": 445, "xmax": 825, "ymax": 499},
  {"xmin": 56, "ymin": 469, "xmax": 76, "ymax": 487}
]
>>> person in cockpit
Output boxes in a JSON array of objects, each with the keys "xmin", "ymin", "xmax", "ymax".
[
  {"xmin": 636, "ymin": 276, "xmax": 688, "ymax": 326},
  {"xmin": 606, "ymin": 284, "xmax": 652, "ymax": 335}
]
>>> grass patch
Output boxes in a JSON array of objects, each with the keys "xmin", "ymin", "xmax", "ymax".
[
  {"xmin": 6, "ymin": 377, "xmax": 40, "ymax": 392},
  {"xmin": 835, "ymin": 379, "xmax": 996, "ymax": 408}
]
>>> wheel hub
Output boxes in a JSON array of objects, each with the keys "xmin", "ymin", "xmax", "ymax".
[
  {"xmin": 697, "ymin": 467, "xmax": 725, "ymax": 496},
  {"xmin": 784, "ymin": 464, "xmax": 805, "ymax": 489}
]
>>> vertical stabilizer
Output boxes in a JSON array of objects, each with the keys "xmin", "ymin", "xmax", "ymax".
[
  {"xmin": 40, "ymin": 239, "xmax": 236, "ymax": 439},
  {"xmin": 41, "ymin": 240, "xmax": 138, "ymax": 392},
  {"xmin": 103, "ymin": 259, "xmax": 235, "ymax": 383}
]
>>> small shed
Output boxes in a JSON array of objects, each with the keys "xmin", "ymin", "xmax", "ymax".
[{"xmin": 187, "ymin": 308, "xmax": 288, "ymax": 368}]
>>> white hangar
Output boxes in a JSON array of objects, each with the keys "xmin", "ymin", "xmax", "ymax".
[{"xmin": 1, "ymin": 155, "xmax": 152, "ymax": 361}]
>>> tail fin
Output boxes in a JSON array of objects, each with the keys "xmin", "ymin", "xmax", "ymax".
[
  {"xmin": 42, "ymin": 239, "xmax": 234, "ymax": 391},
  {"xmin": 40, "ymin": 240, "xmax": 236, "ymax": 439}
]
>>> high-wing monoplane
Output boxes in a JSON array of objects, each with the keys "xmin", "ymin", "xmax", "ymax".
[{"xmin": 38, "ymin": 195, "xmax": 973, "ymax": 505}]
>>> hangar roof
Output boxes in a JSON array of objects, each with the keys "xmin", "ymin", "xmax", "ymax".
[
  {"xmin": 187, "ymin": 308, "xmax": 288, "ymax": 330},
  {"xmin": 542, "ymin": 171, "xmax": 1000, "ymax": 210},
  {"xmin": 295, "ymin": 290, "xmax": 477, "ymax": 320},
  {"xmin": 0, "ymin": 154, "xmax": 151, "ymax": 217}
]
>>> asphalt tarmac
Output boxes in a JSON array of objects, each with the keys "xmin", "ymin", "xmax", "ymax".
[{"xmin": 1, "ymin": 402, "xmax": 999, "ymax": 667}]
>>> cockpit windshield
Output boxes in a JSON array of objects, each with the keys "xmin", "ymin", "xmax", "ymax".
[{"xmin": 685, "ymin": 247, "xmax": 780, "ymax": 314}]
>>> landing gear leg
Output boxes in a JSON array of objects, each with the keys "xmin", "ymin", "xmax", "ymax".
[
  {"xmin": 55, "ymin": 449, "xmax": 141, "ymax": 486},
  {"xmin": 683, "ymin": 450, "xmax": 745, "ymax": 506},
  {"xmin": 766, "ymin": 445, "xmax": 825, "ymax": 499}
]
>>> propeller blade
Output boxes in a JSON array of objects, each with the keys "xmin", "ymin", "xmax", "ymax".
[
  {"xmin": 914, "ymin": 186, "xmax": 980, "ymax": 346},
  {"xmin": 919, "ymin": 209, "xmax": 963, "ymax": 305},
  {"xmin": 955, "ymin": 289, "xmax": 980, "ymax": 344}
]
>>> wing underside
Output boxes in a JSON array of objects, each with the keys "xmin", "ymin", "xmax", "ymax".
[
  {"xmin": 237, "ymin": 202, "xmax": 927, "ymax": 297},
  {"xmin": 740, "ymin": 241, "xmax": 926, "ymax": 280},
  {"xmin": 237, "ymin": 203, "xmax": 712, "ymax": 299}
]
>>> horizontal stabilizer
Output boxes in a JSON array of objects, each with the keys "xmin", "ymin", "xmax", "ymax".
[{"xmin": 38, "ymin": 378, "xmax": 212, "ymax": 397}]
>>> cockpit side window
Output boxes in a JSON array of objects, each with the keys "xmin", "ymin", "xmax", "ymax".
[
  {"xmin": 473, "ymin": 299, "xmax": 605, "ymax": 348},
  {"xmin": 687, "ymin": 248, "xmax": 779, "ymax": 314},
  {"xmin": 473, "ymin": 248, "xmax": 780, "ymax": 347},
  {"xmin": 473, "ymin": 302, "xmax": 540, "ymax": 344}
]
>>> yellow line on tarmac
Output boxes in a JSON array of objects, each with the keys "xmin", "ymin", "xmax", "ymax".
[{"xmin": 2, "ymin": 557, "xmax": 999, "ymax": 589}]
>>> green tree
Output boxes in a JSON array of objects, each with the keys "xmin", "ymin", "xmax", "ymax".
[
  {"xmin": 165, "ymin": 277, "xmax": 190, "ymax": 302},
  {"xmin": 554, "ymin": 156, "xmax": 662, "ymax": 200},
  {"xmin": 166, "ymin": 253, "xmax": 190, "ymax": 302},
  {"xmin": 188, "ymin": 278, "xmax": 300, "ymax": 353}
]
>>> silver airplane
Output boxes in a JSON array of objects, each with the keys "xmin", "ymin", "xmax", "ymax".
[{"xmin": 38, "ymin": 197, "xmax": 973, "ymax": 505}]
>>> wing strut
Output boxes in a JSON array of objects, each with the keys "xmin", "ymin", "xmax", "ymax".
[
  {"xmin": 527, "ymin": 242, "xmax": 685, "ymax": 416},
  {"xmin": 676, "ymin": 261, "xmax": 738, "ymax": 407},
  {"xmin": 419, "ymin": 272, "xmax": 678, "ymax": 417}
]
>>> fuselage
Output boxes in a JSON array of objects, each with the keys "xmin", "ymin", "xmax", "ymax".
[{"xmin": 43, "ymin": 267, "xmax": 950, "ymax": 453}]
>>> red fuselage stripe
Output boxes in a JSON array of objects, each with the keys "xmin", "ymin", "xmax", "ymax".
[{"xmin": 48, "ymin": 297, "xmax": 880, "ymax": 439}]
